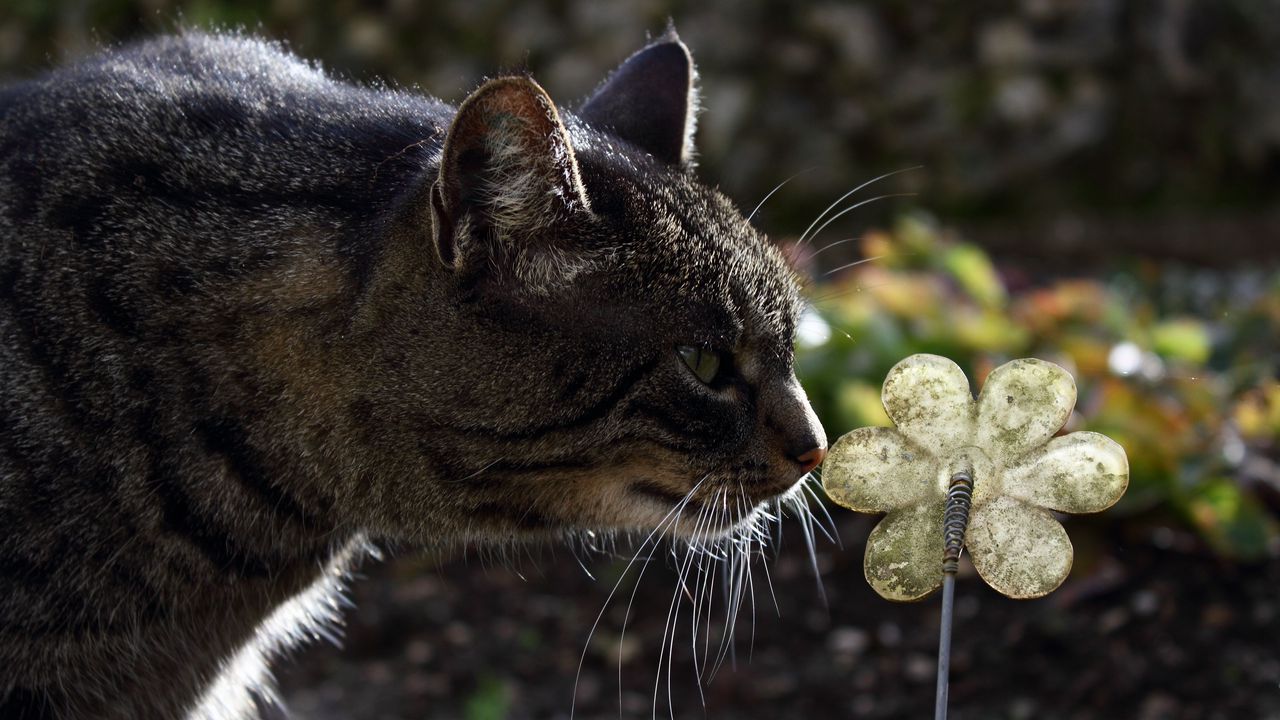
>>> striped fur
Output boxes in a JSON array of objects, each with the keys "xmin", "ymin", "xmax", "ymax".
[{"xmin": 0, "ymin": 31, "xmax": 825, "ymax": 719}]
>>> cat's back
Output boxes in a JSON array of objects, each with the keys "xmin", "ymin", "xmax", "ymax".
[
  {"xmin": 0, "ymin": 32, "xmax": 450, "ymax": 259},
  {"xmin": 1, "ymin": 31, "xmax": 451, "ymax": 147}
]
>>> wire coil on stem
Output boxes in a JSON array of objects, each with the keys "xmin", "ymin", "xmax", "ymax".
[
  {"xmin": 941, "ymin": 471, "xmax": 974, "ymax": 574},
  {"xmin": 936, "ymin": 468, "xmax": 974, "ymax": 720}
]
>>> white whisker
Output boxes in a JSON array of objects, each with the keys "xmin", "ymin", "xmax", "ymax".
[
  {"xmin": 796, "ymin": 166, "xmax": 923, "ymax": 246},
  {"xmin": 746, "ymin": 167, "xmax": 816, "ymax": 223},
  {"xmin": 802, "ymin": 477, "xmax": 842, "ymax": 549},
  {"xmin": 571, "ymin": 475, "xmax": 708, "ymax": 720},
  {"xmin": 807, "ymin": 236, "xmax": 862, "ymax": 260},
  {"xmin": 654, "ymin": 497, "xmax": 714, "ymax": 719},
  {"xmin": 819, "ymin": 253, "xmax": 887, "ymax": 278},
  {"xmin": 803, "ymin": 192, "xmax": 915, "ymax": 249}
]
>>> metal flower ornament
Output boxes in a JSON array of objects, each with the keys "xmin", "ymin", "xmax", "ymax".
[{"xmin": 821, "ymin": 354, "xmax": 1129, "ymax": 716}]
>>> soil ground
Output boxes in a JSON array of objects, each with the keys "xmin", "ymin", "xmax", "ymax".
[{"xmin": 276, "ymin": 511, "xmax": 1280, "ymax": 720}]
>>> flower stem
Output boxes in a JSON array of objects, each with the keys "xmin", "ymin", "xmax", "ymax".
[
  {"xmin": 936, "ymin": 573, "xmax": 955, "ymax": 719},
  {"xmin": 936, "ymin": 468, "xmax": 974, "ymax": 720}
]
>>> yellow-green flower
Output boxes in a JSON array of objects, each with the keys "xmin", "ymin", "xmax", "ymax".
[{"xmin": 824, "ymin": 354, "xmax": 1129, "ymax": 601}]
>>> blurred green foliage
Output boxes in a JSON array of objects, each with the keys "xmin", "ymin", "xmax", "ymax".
[
  {"xmin": 464, "ymin": 676, "xmax": 511, "ymax": 720},
  {"xmin": 797, "ymin": 215, "xmax": 1280, "ymax": 561}
]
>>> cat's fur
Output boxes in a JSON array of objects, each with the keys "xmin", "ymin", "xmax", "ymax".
[{"xmin": 0, "ymin": 30, "xmax": 826, "ymax": 719}]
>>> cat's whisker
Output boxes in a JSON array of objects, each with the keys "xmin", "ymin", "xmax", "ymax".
[
  {"xmin": 571, "ymin": 474, "xmax": 707, "ymax": 720},
  {"xmin": 711, "ymin": 486, "xmax": 752, "ymax": 679},
  {"xmin": 694, "ymin": 488, "xmax": 727, "ymax": 683},
  {"xmin": 758, "ymin": 538, "xmax": 782, "ymax": 619},
  {"xmin": 793, "ymin": 479, "xmax": 837, "ymax": 546},
  {"xmin": 745, "ymin": 536, "xmax": 759, "ymax": 662},
  {"xmin": 727, "ymin": 511, "xmax": 764, "ymax": 673},
  {"xmin": 708, "ymin": 495, "xmax": 740, "ymax": 680},
  {"xmin": 746, "ymin": 167, "xmax": 817, "ymax": 223},
  {"xmin": 688, "ymin": 489, "xmax": 717, "ymax": 682},
  {"xmin": 807, "ymin": 236, "xmax": 861, "ymax": 261},
  {"xmin": 809, "ymin": 276, "xmax": 904, "ymax": 304},
  {"xmin": 679, "ymin": 497, "xmax": 716, "ymax": 712},
  {"xmin": 698, "ymin": 557, "xmax": 717, "ymax": 681},
  {"xmin": 617, "ymin": 521, "xmax": 668, "ymax": 717},
  {"xmin": 653, "ymin": 498, "xmax": 712, "ymax": 720},
  {"xmin": 796, "ymin": 166, "xmax": 924, "ymax": 246},
  {"xmin": 793, "ymin": 488, "xmax": 829, "ymax": 609},
  {"xmin": 802, "ymin": 192, "xmax": 916, "ymax": 249},
  {"xmin": 802, "ymin": 476, "xmax": 842, "ymax": 549},
  {"xmin": 819, "ymin": 253, "xmax": 887, "ymax": 278}
]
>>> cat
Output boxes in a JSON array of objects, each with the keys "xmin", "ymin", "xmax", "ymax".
[{"xmin": 0, "ymin": 28, "xmax": 827, "ymax": 719}]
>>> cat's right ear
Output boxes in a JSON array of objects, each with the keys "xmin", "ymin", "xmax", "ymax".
[{"xmin": 429, "ymin": 76, "xmax": 590, "ymax": 272}]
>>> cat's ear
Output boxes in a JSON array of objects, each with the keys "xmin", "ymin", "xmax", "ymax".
[
  {"xmin": 429, "ymin": 76, "xmax": 590, "ymax": 270},
  {"xmin": 579, "ymin": 30, "xmax": 699, "ymax": 166}
]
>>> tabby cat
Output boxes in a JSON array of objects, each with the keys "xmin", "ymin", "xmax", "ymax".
[{"xmin": 0, "ymin": 29, "xmax": 827, "ymax": 719}]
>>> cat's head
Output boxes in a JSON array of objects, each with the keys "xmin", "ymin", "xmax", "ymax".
[{"xmin": 363, "ymin": 33, "xmax": 825, "ymax": 543}]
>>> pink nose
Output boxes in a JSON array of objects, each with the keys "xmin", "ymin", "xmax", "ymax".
[{"xmin": 794, "ymin": 446, "xmax": 827, "ymax": 475}]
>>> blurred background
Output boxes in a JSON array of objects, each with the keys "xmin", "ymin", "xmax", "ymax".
[{"xmin": 3, "ymin": 1, "xmax": 1278, "ymax": 718}]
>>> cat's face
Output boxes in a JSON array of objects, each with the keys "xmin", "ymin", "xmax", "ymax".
[{"xmin": 362, "ymin": 36, "xmax": 825, "ymax": 543}]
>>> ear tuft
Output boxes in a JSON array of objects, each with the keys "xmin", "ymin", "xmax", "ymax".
[
  {"xmin": 579, "ymin": 33, "xmax": 699, "ymax": 166},
  {"xmin": 429, "ymin": 76, "xmax": 591, "ymax": 271}
]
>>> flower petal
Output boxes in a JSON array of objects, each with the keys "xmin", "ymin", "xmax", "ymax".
[
  {"xmin": 881, "ymin": 354, "xmax": 975, "ymax": 456},
  {"xmin": 823, "ymin": 427, "xmax": 937, "ymax": 513},
  {"xmin": 863, "ymin": 499, "xmax": 945, "ymax": 602},
  {"xmin": 966, "ymin": 495, "xmax": 1073, "ymax": 599},
  {"xmin": 976, "ymin": 358, "xmax": 1076, "ymax": 462},
  {"xmin": 1000, "ymin": 432, "xmax": 1129, "ymax": 514}
]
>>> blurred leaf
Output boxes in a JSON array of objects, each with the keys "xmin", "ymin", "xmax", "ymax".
[
  {"xmin": 942, "ymin": 242, "xmax": 1007, "ymax": 309},
  {"xmin": 860, "ymin": 230, "xmax": 898, "ymax": 268},
  {"xmin": 1185, "ymin": 478, "xmax": 1279, "ymax": 561},
  {"xmin": 952, "ymin": 307, "xmax": 1028, "ymax": 352},
  {"xmin": 836, "ymin": 381, "xmax": 892, "ymax": 430},
  {"xmin": 1151, "ymin": 318, "xmax": 1212, "ymax": 364},
  {"xmin": 891, "ymin": 214, "xmax": 940, "ymax": 268},
  {"xmin": 465, "ymin": 677, "xmax": 510, "ymax": 720},
  {"xmin": 866, "ymin": 268, "xmax": 944, "ymax": 318},
  {"xmin": 1057, "ymin": 334, "xmax": 1111, "ymax": 376},
  {"xmin": 1233, "ymin": 381, "xmax": 1280, "ymax": 441}
]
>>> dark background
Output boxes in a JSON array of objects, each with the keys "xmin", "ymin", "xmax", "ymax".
[
  {"xmin": 4, "ymin": 0, "xmax": 1280, "ymax": 268},
  {"xmin": 3, "ymin": 2, "xmax": 1278, "ymax": 719}
]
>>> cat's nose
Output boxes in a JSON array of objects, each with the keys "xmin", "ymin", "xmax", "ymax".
[
  {"xmin": 793, "ymin": 446, "xmax": 827, "ymax": 475},
  {"xmin": 767, "ymin": 375, "xmax": 828, "ymax": 476}
]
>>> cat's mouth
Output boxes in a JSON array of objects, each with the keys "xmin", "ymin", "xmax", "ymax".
[{"xmin": 625, "ymin": 470, "xmax": 815, "ymax": 541}]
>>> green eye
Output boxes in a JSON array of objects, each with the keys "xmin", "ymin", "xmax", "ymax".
[{"xmin": 677, "ymin": 345, "xmax": 721, "ymax": 385}]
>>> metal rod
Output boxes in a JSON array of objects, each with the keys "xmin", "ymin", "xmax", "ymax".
[
  {"xmin": 935, "ymin": 469, "xmax": 973, "ymax": 720},
  {"xmin": 935, "ymin": 573, "xmax": 955, "ymax": 720}
]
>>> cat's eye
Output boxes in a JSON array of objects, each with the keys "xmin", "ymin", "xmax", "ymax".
[{"xmin": 677, "ymin": 345, "xmax": 721, "ymax": 385}]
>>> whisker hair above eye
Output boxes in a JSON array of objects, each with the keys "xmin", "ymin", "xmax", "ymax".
[
  {"xmin": 796, "ymin": 165, "xmax": 924, "ymax": 246},
  {"xmin": 801, "ymin": 192, "xmax": 917, "ymax": 249},
  {"xmin": 808, "ymin": 275, "xmax": 905, "ymax": 304},
  {"xmin": 746, "ymin": 167, "xmax": 817, "ymax": 223},
  {"xmin": 818, "ymin": 253, "xmax": 887, "ymax": 277},
  {"xmin": 807, "ymin": 236, "xmax": 862, "ymax": 260}
]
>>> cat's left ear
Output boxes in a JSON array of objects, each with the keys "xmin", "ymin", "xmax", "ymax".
[
  {"xmin": 579, "ymin": 29, "xmax": 699, "ymax": 166},
  {"xmin": 429, "ymin": 76, "xmax": 590, "ymax": 271}
]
